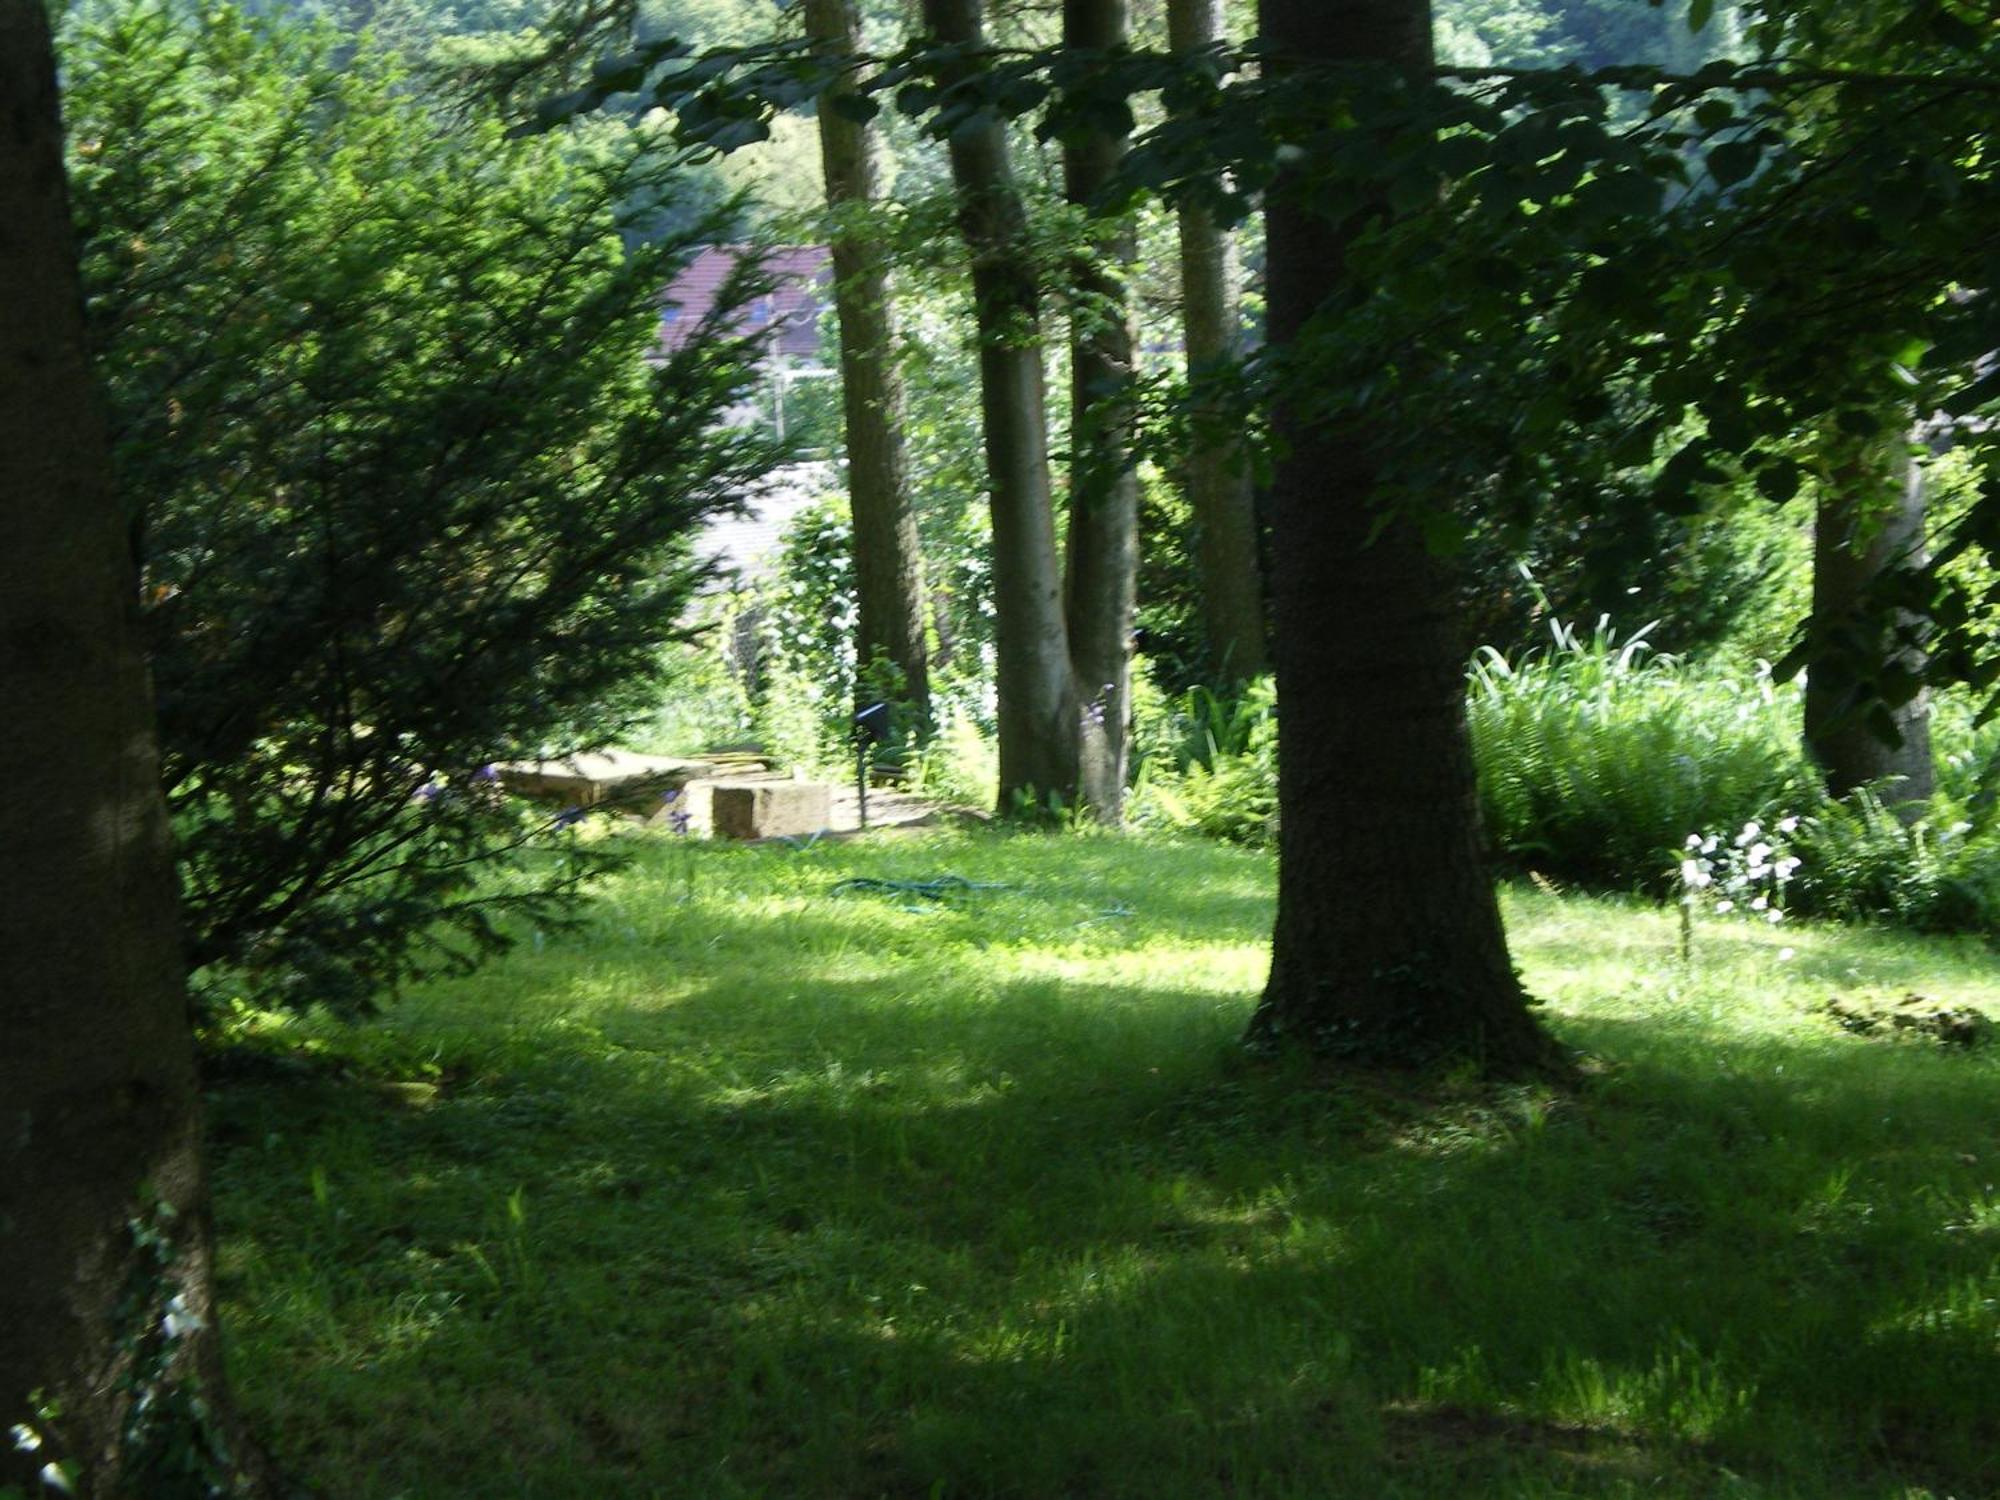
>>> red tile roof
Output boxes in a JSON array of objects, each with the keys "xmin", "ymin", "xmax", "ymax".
[{"xmin": 659, "ymin": 245, "xmax": 830, "ymax": 360}]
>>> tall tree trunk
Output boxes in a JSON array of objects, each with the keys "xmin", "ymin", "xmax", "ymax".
[
  {"xmin": 1062, "ymin": 0, "xmax": 1141, "ymax": 821},
  {"xmin": 1804, "ymin": 430, "xmax": 1933, "ymax": 808},
  {"xmin": 0, "ymin": 4, "xmax": 257, "ymax": 1492},
  {"xmin": 805, "ymin": 0, "xmax": 932, "ymax": 733},
  {"xmin": 1244, "ymin": 0, "xmax": 1560, "ymax": 1075},
  {"xmin": 923, "ymin": 0, "xmax": 1080, "ymax": 808},
  {"xmin": 1167, "ymin": 0, "xmax": 1266, "ymax": 684}
]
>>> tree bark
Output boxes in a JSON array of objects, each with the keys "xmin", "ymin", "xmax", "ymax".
[
  {"xmin": 1804, "ymin": 431, "xmax": 1933, "ymax": 808},
  {"xmin": 1244, "ymin": 0, "xmax": 1560, "ymax": 1076},
  {"xmin": 805, "ymin": 0, "xmax": 932, "ymax": 732},
  {"xmin": 1167, "ymin": 0, "xmax": 1266, "ymax": 684},
  {"xmin": 1062, "ymin": 0, "xmax": 1141, "ymax": 821},
  {"xmin": 922, "ymin": 0, "xmax": 1080, "ymax": 808},
  {"xmin": 0, "ymin": 3, "xmax": 257, "ymax": 1492}
]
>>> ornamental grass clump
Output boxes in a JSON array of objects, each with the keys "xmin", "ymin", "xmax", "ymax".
[{"xmin": 1469, "ymin": 616, "xmax": 1815, "ymax": 891}]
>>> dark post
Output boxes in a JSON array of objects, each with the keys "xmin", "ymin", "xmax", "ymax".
[{"xmin": 854, "ymin": 701, "xmax": 890, "ymax": 829}]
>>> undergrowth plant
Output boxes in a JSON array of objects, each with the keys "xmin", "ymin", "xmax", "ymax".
[
  {"xmin": 1789, "ymin": 789, "xmax": 2000, "ymax": 933},
  {"xmin": 1128, "ymin": 676, "xmax": 1279, "ymax": 846}
]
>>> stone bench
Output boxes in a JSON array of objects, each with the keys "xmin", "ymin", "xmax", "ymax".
[{"xmin": 497, "ymin": 750, "xmax": 716, "ymax": 811}]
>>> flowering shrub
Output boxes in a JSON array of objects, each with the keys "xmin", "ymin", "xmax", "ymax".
[{"xmin": 1679, "ymin": 817, "xmax": 1804, "ymax": 925}]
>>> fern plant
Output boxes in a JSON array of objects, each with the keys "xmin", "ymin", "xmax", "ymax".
[{"xmin": 1468, "ymin": 617, "xmax": 1816, "ymax": 890}]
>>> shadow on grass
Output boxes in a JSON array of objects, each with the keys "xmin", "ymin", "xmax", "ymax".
[{"xmin": 209, "ymin": 896, "xmax": 2000, "ymax": 1500}]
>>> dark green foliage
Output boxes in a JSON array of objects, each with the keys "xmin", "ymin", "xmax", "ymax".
[
  {"xmin": 1456, "ymin": 487, "xmax": 1810, "ymax": 663},
  {"xmin": 65, "ymin": 0, "xmax": 776, "ymax": 1014}
]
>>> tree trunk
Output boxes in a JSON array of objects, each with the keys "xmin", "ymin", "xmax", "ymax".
[
  {"xmin": 1167, "ymin": 0, "xmax": 1266, "ymax": 684},
  {"xmin": 1244, "ymin": 0, "xmax": 1560, "ymax": 1076},
  {"xmin": 805, "ymin": 0, "xmax": 932, "ymax": 733},
  {"xmin": 1804, "ymin": 431, "xmax": 1933, "ymax": 808},
  {"xmin": 0, "ymin": 4, "xmax": 257, "ymax": 1492},
  {"xmin": 1062, "ymin": 0, "xmax": 1141, "ymax": 821},
  {"xmin": 923, "ymin": 0, "xmax": 1080, "ymax": 809}
]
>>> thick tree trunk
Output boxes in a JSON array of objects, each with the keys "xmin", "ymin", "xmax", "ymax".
[
  {"xmin": 1167, "ymin": 0, "xmax": 1266, "ymax": 684},
  {"xmin": 1062, "ymin": 0, "xmax": 1140, "ymax": 821},
  {"xmin": 0, "ymin": 5, "xmax": 257, "ymax": 1493},
  {"xmin": 805, "ymin": 0, "xmax": 932, "ymax": 732},
  {"xmin": 1804, "ymin": 432, "xmax": 1933, "ymax": 808},
  {"xmin": 1244, "ymin": 0, "xmax": 1559, "ymax": 1075},
  {"xmin": 923, "ymin": 0, "xmax": 1080, "ymax": 808}
]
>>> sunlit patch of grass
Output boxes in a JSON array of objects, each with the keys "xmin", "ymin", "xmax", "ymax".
[{"xmin": 207, "ymin": 828, "xmax": 2000, "ymax": 1498}]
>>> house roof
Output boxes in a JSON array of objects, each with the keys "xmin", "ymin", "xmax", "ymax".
[{"xmin": 659, "ymin": 245, "xmax": 830, "ymax": 360}]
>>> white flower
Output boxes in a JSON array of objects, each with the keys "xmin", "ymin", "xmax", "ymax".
[
  {"xmin": 1735, "ymin": 821, "xmax": 1762, "ymax": 846},
  {"xmin": 1778, "ymin": 946, "xmax": 1796, "ymax": 960},
  {"xmin": 1750, "ymin": 895, "xmax": 1769, "ymax": 910},
  {"xmin": 1701, "ymin": 836, "xmax": 1719, "ymax": 854},
  {"xmin": 161, "ymin": 1293, "xmax": 203, "ymax": 1340},
  {"xmin": 1777, "ymin": 816, "xmax": 1799, "ymax": 834},
  {"xmin": 1748, "ymin": 842, "xmax": 1773, "ymax": 865},
  {"xmin": 1680, "ymin": 860, "xmax": 1712, "ymax": 888},
  {"xmin": 1775, "ymin": 856, "xmax": 1801, "ymax": 879},
  {"xmin": 1766, "ymin": 909, "xmax": 1784, "ymax": 924},
  {"xmin": 1715, "ymin": 899, "xmax": 1735, "ymax": 913},
  {"xmin": 1685, "ymin": 833, "xmax": 1703, "ymax": 849}
]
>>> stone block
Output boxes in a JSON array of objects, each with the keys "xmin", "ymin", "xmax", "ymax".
[{"xmin": 709, "ymin": 780, "xmax": 831, "ymax": 840}]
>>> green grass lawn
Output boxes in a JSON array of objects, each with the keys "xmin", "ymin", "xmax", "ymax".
[{"xmin": 206, "ymin": 827, "xmax": 2000, "ymax": 1499}]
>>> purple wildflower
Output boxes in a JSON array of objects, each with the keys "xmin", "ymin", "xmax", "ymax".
[
  {"xmin": 669, "ymin": 810, "xmax": 692, "ymax": 836},
  {"xmin": 473, "ymin": 764, "xmax": 500, "ymax": 783},
  {"xmin": 553, "ymin": 806, "xmax": 585, "ymax": 829}
]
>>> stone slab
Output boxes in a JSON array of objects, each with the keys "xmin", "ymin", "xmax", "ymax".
[
  {"xmin": 709, "ymin": 779, "xmax": 832, "ymax": 840},
  {"xmin": 497, "ymin": 751, "xmax": 716, "ymax": 810}
]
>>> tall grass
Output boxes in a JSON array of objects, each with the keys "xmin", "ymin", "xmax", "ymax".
[{"xmin": 1468, "ymin": 618, "xmax": 1815, "ymax": 890}]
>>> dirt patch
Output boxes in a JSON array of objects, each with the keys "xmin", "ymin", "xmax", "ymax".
[
  {"xmin": 1377, "ymin": 1401, "xmax": 1695, "ymax": 1483},
  {"xmin": 1823, "ymin": 993, "xmax": 1992, "ymax": 1048}
]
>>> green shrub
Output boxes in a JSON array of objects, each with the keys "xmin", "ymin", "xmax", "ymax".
[
  {"xmin": 1468, "ymin": 618, "xmax": 1816, "ymax": 890},
  {"xmin": 68, "ymin": 0, "xmax": 774, "ymax": 1014}
]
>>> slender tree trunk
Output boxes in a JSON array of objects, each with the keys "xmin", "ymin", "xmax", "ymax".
[
  {"xmin": 0, "ymin": 5, "xmax": 258, "ymax": 1492},
  {"xmin": 805, "ymin": 0, "xmax": 932, "ymax": 733},
  {"xmin": 1167, "ymin": 0, "xmax": 1266, "ymax": 684},
  {"xmin": 1244, "ymin": 0, "xmax": 1560, "ymax": 1076},
  {"xmin": 1804, "ymin": 431, "xmax": 1933, "ymax": 808},
  {"xmin": 923, "ymin": 0, "xmax": 1080, "ymax": 808},
  {"xmin": 1062, "ymin": 0, "xmax": 1141, "ymax": 821}
]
